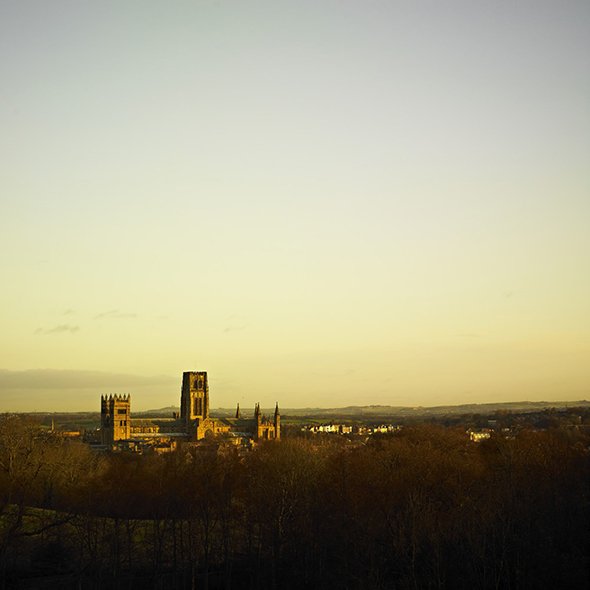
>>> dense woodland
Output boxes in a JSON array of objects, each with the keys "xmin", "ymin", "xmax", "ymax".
[{"xmin": 0, "ymin": 415, "xmax": 588, "ymax": 589}]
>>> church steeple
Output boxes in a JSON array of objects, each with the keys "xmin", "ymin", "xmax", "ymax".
[{"xmin": 235, "ymin": 403, "xmax": 241, "ymax": 419}]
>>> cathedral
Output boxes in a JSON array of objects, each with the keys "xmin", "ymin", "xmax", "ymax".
[{"xmin": 100, "ymin": 370, "xmax": 280, "ymax": 449}]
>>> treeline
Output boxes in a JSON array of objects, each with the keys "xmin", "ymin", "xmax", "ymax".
[{"xmin": 0, "ymin": 415, "xmax": 588, "ymax": 589}]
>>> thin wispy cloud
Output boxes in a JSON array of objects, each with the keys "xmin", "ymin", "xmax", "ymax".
[
  {"xmin": 35, "ymin": 324, "xmax": 79, "ymax": 335},
  {"xmin": 223, "ymin": 325, "xmax": 247, "ymax": 334},
  {"xmin": 94, "ymin": 309, "xmax": 137, "ymax": 320},
  {"xmin": 62, "ymin": 308, "xmax": 76, "ymax": 315},
  {"xmin": 0, "ymin": 369, "xmax": 176, "ymax": 390}
]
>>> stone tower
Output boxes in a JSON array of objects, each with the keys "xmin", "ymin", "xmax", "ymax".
[
  {"xmin": 274, "ymin": 402, "xmax": 281, "ymax": 441},
  {"xmin": 101, "ymin": 394, "xmax": 131, "ymax": 445},
  {"xmin": 180, "ymin": 371, "xmax": 209, "ymax": 431},
  {"xmin": 254, "ymin": 402, "xmax": 281, "ymax": 441}
]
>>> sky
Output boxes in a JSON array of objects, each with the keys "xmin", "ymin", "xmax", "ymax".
[{"xmin": 1, "ymin": 0, "xmax": 589, "ymax": 411}]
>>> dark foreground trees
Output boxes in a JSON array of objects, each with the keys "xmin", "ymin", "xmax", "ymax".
[{"xmin": 0, "ymin": 416, "xmax": 588, "ymax": 589}]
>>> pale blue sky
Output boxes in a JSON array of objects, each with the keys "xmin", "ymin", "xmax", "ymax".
[{"xmin": 1, "ymin": 1, "xmax": 589, "ymax": 410}]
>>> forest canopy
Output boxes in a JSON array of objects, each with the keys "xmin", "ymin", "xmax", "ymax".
[{"xmin": 0, "ymin": 415, "xmax": 588, "ymax": 589}]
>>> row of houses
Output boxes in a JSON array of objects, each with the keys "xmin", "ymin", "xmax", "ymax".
[{"xmin": 302, "ymin": 423, "xmax": 401, "ymax": 435}]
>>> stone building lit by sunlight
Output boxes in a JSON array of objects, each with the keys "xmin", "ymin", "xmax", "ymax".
[{"xmin": 99, "ymin": 370, "xmax": 280, "ymax": 452}]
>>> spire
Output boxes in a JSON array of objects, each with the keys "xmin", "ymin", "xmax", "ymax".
[
  {"xmin": 235, "ymin": 403, "xmax": 241, "ymax": 419},
  {"xmin": 274, "ymin": 402, "xmax": 281, "ymax": 440}
]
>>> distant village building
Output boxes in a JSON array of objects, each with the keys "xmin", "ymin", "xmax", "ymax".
[
  {"xmin": 468, "ymin": 428, "xmax": 492, "ymax": 442},
  {"xmin": 302, "ymin": 422, "xmax": 398, "ymax": 436},
  {"xmin": 99, "ymin": 371, "xmax": 280, "ymax": 451}
]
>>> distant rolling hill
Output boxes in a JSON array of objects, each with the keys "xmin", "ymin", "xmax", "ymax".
[
  {"xmin": 134, "ymin": 400, "xmax": 590, "ymax": 419},
  {"xmin": 134, "ymin": 406, "xmax": 179, "ymax": 417},
  {"xmin": 27, "ymin": 400, "xmax": 589, "ymax": 431}
]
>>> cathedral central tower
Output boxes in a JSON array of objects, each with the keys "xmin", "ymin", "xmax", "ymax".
[{"xmin": 180, "ymin": 371, "xmax": 209, "ymax": 431}]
